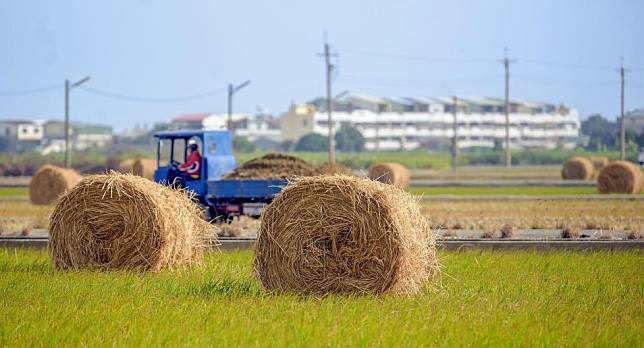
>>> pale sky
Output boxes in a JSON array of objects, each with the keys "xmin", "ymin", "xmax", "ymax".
[{"xmin": 1, "ymin": 0, "xmax": 643, "ymax": 131}]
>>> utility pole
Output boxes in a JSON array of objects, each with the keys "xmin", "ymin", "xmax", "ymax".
[
  {"xmin": 451, "ymin": 96, "xmax": 458, "ymax": 172},
  {"xmin": 227, "ymin": 80, "xmax": 251, "ymax": 135},
  {"xmin": 64, "ymin": 80, "xmax": 70, "ymax": 168},
  {"xmin": 317, "ymin": 34, "xmax": 337, "ymax": 164},
  {"xmin": 499, "ymin": 47, "xmax": 516, "ymax": 168},
  {"xmin": 617, "ymin": 57, "xmax": 630, "ymax": 160},
  {"xmin": 64, "ymin": 76, "xmax": 90, "ymax": 168}
]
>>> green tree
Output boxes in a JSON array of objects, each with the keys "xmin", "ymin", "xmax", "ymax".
[
  {"xmin": 0, "ymin": 136, "xmax": 11, "ymax": 153},
  {"xmin": 294, "ymin": 133, "xmax": 328, "ymax": 152},
  {"xmin": 334, "ymin": 123, "xmax": 365, "ymax": 152},
  {"xmin": 233, "ymin": 136, "xmax": 256, "ymax": 153},
  {"xmin": 581, "ymin": 114, "xmax": 617, "ymax": 151}
]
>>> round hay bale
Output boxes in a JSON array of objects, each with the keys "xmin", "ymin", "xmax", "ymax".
[
  {"xmin": 117, "ymin": 159, "xmax": 136, "ymax": 173},
  {"xmin": 367, "ymin": 162, "xmax": 410, "ymax": 188},
  {"xmin": 597, "ymin": 161, "xmax": 644, "ymax": 194},
  {"xmin": 589, "ymin": 156, "xmax": 609, "ymax": 171},
  {"xmin": 319, "ymin": 162, "xmax": 354, "ymax": 176},
  {"xmin": 254, "ymin": 175, "xmax": 439, "ymax": 295},
  {"xmin": 49, "ymin": 172, "xmax": 212, "ymax": 271},
  {"xmin": 29, "ymin": 165, "xmax": 81, "ymax": 205},
  {"xmin": 561, "ymin": 157, "xmax": 594, "ymax": 180},
  {"xmin": 133, "ymin": 158, "xmax": 157, "ymax": 180}
]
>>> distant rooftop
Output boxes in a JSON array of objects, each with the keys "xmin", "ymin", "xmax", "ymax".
[{"xmin": 173, "ymin": 113, "xmax": 211, "ymax": 123}]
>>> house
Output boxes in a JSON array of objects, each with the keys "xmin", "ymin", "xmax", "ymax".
[
  {"xmin": 41, "ymin": 120, "xmax": 113, "ymax": 154},
  {"xmin": 0, "ymin": 119, "xmax": 44, "ymax": 153},
  {"xmin": 624, "ymin": 108, "xmax": 644, "ymax": 134}
]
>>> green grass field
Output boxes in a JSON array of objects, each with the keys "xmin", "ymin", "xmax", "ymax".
[
  {"xmin": 1, "ymin": 249, "xmax": 641, "ymax": 346},
  {"xmin": 0, "ymin": 187, "xmax": 28, "ymax": 197}
]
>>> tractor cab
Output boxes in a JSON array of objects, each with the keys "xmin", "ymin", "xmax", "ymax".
[{"xmin": 153, "ymin": 130, "xmax": 237, "ymax": 196}]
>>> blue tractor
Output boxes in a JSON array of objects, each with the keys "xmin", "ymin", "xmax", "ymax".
[{"xmin": 153, "ymin": 130, "xmax": 287, "ymax": 221}]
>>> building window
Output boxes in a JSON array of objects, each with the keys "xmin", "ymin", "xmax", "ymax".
[
  {"xmin": 22, "ymin": 128, "xmax": 28, "ymax": 134},
  {"xmin": 303, "ymin": 119, "xmax": 308, "ymax": 127}
]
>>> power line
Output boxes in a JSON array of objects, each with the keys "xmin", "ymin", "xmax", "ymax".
[
  {"xmin": 0, "ymin": 83, "xmax": 63, "ymax": 96},
  {"xmin": 339, "ymin": 48, "xmax": 496, "ymax": 63},
  {"xmin": 79, "ymin": 86, "xmax": 227, "ymax": 103},
  {"xmin": 519, "ymin": 58, "xmax": 613, "ymax": 71}
]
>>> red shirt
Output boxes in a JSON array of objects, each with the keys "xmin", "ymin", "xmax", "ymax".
[{"xmin": 178, "ymin": 151, "xmax": 202, "ymax": 178}]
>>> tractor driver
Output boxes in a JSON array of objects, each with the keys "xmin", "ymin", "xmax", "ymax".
[{"xmin": 177, "ymin": 141, "xmax": 202, "ymax": 179}]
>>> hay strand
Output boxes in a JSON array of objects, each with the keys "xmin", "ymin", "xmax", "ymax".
[
  {"xmin": 561, "ymin": 157, "xmax": 594, "ymax": 180},
  {"xmin": 368, "ymin": 162, "xmax": 411, "ymax": 188},
  {"xmin": 254, "ymin": 175, "xmax": 439, "ymax": 295},
  {"xmin": 49, "ymin": 172, "xmax": 212, "ymax": 271},
  {"xmin": 597, "ymin": 161, "xmax": 644, "ymax": 194},
  {"xmin": 29, "ymin": 165, "xmax": 81, "ymax": 205}
]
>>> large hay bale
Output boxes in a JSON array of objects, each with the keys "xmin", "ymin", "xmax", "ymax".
[
  {"xmin": 254, "ymin": 175, "xmax": 439, "ymax": 295},
  {"xmin": 318, "ymin": 162, "xmax": 354, "ymax": 176},
  {"xmin": 367, "ymin": 162, "xmax": 411, "ymax": 188},
  {"xmin": 117, "ymin": 159, "xmax": 136, "ymax": 173},
  {"xmin": 597, "ymin": 161, "xmax": 644, "ymax": 194},
  {"xmin": 224, "ymin": 153, "xmax": 320, "ymax": 179},
  {"xmin": 29, "ymin": 165, "xmax": 81, "ymax": 205},
  {"xmin": 133, "ymin": 158, "xmax": 157, "ymax": 180},
  {"xmin": 561, "ymin": 156, "xmax": 594, "ymax": 180},
  {"xmin": 49, "ymin": 173, "xmax": 212, "ymax": 271},
  {"xmin": 589, "ymin": 156, "xmax": 609, "ymax": 171}
]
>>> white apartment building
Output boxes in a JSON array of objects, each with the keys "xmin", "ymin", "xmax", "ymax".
[{"xmin": 281, "ymin": 94, "xmax": 580, "ymax": 150}]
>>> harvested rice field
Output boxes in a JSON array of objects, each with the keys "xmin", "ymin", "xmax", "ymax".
[
  {"xmin": 0, "ymin": 249, "xmax": 641, "ymax": 346},
  {"xmin": 1, "ymin": 198, "xmax": 643, "ymax": 236},
  {"xmin": 424, "ymin": 200, "xmax": 644, "ymax": 232}
]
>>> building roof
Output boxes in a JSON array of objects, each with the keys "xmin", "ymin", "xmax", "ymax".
[
  {"xmin": 173, "ymin": 113, "xmax": 211, "ymax": 123},
  {"xmin": 0, "ymin": 119, "xmax": 37, "ymax": 125}
]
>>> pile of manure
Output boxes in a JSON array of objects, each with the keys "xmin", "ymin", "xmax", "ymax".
[
  {"xmin": 597, "ymin": 160, "xmax": 644, "ymax": 194},
  {"xmin": 561, "ymin": 157, "xmax": 594, "ymax": 180},
  {"xmin": 49, "ymin": 172, "xmax": 212, "ymax": 271},
  {"xmin": 29, "ymin": 165, "xmax": 81, "ymax": 205},
  {"xmin": 367, "ymin": 162, "xmax": 411, "ymax": 188},
  {"xmin": 223, "ymin": 153, "xmax": 319, "ymax": 179},
  {"xmin": 254, "ymin": 175, "xmax": 439, "ymax": 295}
]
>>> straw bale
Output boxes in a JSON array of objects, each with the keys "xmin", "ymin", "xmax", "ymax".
[
  {"xmin": 367, "ymin": 162, "xmax": 411, "ymax": 188},
  {"xmin": 597, "ymin": 160, "xmax": 644, "ymax": 194},
  {"xmin": 29, "ymin": 165, "xmax": 81, "ymax": 205},
  {"xmin": 254, "ymin": 175, "xmax": 439, "ymax": 295},
  {"xmin": 561, "ymin": 157, "xmax": 593, "ymax": 180},
  {"xmin": 589, "ymin": 156, "xmax": 609, "ymax": 171},
  {"xmin": 49, "ymin": 172, "xmax": 212, "ymax": 271},
  {"xmin": 319, "ymin": 162, "xmax": 354, "ymax": 176},
  {"xmin": 118, "ymin": 159, "xmax": 136, "ymax": 173},
  {"xmin": 133, "ymin": 158, "xmax": 157, "ymax": 180}
]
